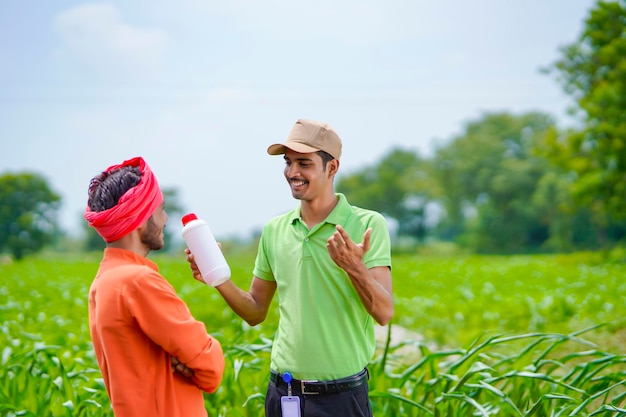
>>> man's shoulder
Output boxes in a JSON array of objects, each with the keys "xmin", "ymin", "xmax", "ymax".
[
  {"xmin": 97, "ymin": 262, "xmax": 163, "ymax": 285},
  {"xmin": 348, "ymin": 204, "xmax": 386, "ymax": 223},
  {"xmin": 339, "ymin": 194, "xmax": 385, "ymax": 222}
]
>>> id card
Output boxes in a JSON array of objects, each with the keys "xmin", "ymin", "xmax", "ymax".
[{"xmin": 281, "ymin": 395, "xmax": 301, "ymax": 417}]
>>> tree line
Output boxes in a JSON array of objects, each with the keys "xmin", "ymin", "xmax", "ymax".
[
  {"xmin": 1, "ymin": 0, "xmax": 624, "ymax": 258},
  {"xmin": 337, "ymin": 111, "xmax": 625, "ymax": 253},
  {"xmin": 337, "ymin": 0, "xmax": 626, "ymax": 253}
]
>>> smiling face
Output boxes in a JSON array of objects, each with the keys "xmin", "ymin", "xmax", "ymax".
[{"xmin": 283, "ymin": 149, "xmax": 338, "ymax": 201}]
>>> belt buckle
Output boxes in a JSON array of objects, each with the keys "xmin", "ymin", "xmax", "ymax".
[{"xmin": 300, "ymin": 379, "xmax": 319, "ymax": 395}]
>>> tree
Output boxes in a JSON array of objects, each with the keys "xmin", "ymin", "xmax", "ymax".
[
  {"xmin": 432, "ymin": 112, "xmax": 558, "ymax": 253},
  {"xmin": 337, "ymin": 148, "xmax": 437, "ymax": 241},
  {"xmin": 0, "ymin": 172, "xmax": 61, "ymax": 259},
  {"xmin": 549, "ymin": 0, "xmax": 626, "ymax": 224}
]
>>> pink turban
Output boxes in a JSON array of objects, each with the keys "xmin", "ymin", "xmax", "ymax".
[{"xmin": 84, "ymin": 157, "xmax": 164, "ymax": 242}]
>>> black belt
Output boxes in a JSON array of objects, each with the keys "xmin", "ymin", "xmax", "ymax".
[{"xmin": 270, "ymin": 368, "xmax": 369, "ymax": 395}]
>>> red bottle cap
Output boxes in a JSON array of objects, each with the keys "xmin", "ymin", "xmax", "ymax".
[{"xmin": 181, "ymin": 213, "xmax": 198, "ymax": 226}]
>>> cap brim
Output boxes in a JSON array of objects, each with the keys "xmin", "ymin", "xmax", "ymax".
[{"xmin": 267, "ymin": 142, "xmax": 320, "ymax": 155}]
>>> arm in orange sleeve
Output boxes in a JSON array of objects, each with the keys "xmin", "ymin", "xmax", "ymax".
[{"xmin": 126, "ymin": 270, "xmax": 225, "ymax": 393}]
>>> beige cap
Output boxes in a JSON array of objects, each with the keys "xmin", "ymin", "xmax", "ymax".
[{"xmin": 267, "ymin": 119, "xmax": 342, "ymax": 160}]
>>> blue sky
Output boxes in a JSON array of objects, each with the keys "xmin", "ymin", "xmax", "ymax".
[{"xmin": 0, "ymin": 0, "xmax": 597, "ymax": 240}]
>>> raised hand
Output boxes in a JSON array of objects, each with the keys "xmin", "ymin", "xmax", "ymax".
[{"xmin": 326, "ymin": 225, "xmax": 371, "ymax": 272}]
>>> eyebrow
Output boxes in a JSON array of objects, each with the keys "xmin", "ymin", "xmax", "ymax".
[{"xmin": 284, "ymin": 155, "xmax": 314, "ymax": 162}]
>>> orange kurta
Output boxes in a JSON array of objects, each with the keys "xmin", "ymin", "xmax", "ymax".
[{"xmin": 88, "ymin": 248, "xmax": 225, "ymax": 417}]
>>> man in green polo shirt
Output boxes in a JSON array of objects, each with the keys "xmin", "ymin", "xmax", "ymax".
[{"xmin": 187, "ymin": 118, "xmax": 393, "ymax": 417}]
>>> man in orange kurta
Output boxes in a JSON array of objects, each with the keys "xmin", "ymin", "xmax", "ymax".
[{"xmin": 84, "ymin": 157, "xmax": 225, "ymax": 417}]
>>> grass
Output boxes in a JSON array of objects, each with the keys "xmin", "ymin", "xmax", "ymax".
[
  {"xmin": 0, "ymin": 251, "xmax": 624, "ymax": 416},
  {"xmin": 370, "ymin": 326, "xmax": 626, "ymax": 415},
  {"xmin": 391, "ymin": 252, "xmax": 626, "ymax": 351}
]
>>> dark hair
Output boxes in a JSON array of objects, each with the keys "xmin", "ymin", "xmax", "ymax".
[
  {"xmin": 87, "ymin": 166, "xmax": 142, "ymax": 212},
  {"xmin": 316, "ymin": 150, "xmax": 335, "ymax": 170}
]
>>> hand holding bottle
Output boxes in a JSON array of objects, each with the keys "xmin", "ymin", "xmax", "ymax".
[{"xmin": 181, "ymin": 213, "xmax": 231, "ymax": 287}]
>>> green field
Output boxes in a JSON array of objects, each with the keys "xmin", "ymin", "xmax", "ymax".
[{"xmin": 1, "ymin": 251, "xmax": 625, "ymax": 416}]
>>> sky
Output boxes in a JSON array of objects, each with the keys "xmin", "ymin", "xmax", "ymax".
[{"xmin": 0, "ymin": 0, "xmax": 598, "ymax": 241}]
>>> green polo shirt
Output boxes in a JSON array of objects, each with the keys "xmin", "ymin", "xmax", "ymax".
[{"xmin": 253, "ymin": 193, "xmax": 392, "ymax": 380}]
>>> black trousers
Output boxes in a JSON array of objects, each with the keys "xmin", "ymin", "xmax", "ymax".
[{"xmin": 265, "ymin": 379, "xmax": 373, "ymax": 417}]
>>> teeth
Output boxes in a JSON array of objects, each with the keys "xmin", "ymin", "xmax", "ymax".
[{"xmin": 291, "ymin": 180, "xmax": 306, "ymax": 186}]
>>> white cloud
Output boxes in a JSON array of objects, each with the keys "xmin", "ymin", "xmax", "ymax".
[
  {"xmin": 54, "ymin": 2, "xmax": 170, "ymax": 78},
  {"xmin": 171, "ymin": 0, "xmax": 429, "ymax": 43}
]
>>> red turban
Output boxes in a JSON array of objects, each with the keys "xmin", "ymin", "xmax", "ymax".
[{"xmin": 84, "ymin": 157, "xmax": 164, "ymax": 242}]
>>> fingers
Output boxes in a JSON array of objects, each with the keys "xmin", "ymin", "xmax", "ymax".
[
  {"xmin": 362, "ymin": 228, "xmax": 372, "ymax": 253},
  {"xmin": 186, "ymin": 251, "xmax": 198, "ymax": 272},
  {"xmin": 184, "ymin": 252, "xmax": 205, "ymax": 283},
  {"xmin": 171, "ymin": 356, "xmax": 194, "ymax": 378},
  {"xmin": 327, "ymin": 225, "xmax": 367, "ymax": 247},
  {"xmin": 176, "ymin": 363, "xmax": 193, "ymax": 377},
  {"xmin": 326, "ymin": 232, "xmax": 342, "ymax": 252},
  {"xmin": 327, "ymin": 225, "xmax": 348, "ymax": 248},
  {"xmin": 334, "ymin": 225, "xmax": 350, "ymax": 244},
  {"xmin": 326, "ymin": 225, "xmax": 372, "ymax": 255},
  {"xmin": 186, "ymin": 250, "xmax": 195, "ymax": 263}
]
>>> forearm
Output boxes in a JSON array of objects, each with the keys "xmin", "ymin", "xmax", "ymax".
[
  {"xmin": 345, "ymin": 264, "xmax": 394, "ymax": 326},
  {"xmin": 215, "ymin": 279, "xmax": 269, "ymax": 326},
  {"xmin": 170, "ymin": 339, "xmax": 224, "ymax": 393},
  {"xmin": 326, "ymin": 225, "xmax": 393, "ymax": 324},
  {"xmin": 188, "ymin": 337, "xmax": 225, "ymax": 393},
  {"xmin": 187, "ymin": 250, "xmax": 267, "ymax": 324}
]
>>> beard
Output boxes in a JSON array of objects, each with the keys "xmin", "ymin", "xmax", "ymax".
[{"xmin": 140, "ymin": 217, "xmax": 165, "ymax": 251}]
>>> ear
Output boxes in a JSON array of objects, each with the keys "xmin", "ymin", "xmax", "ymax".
[{"xmin": 328, "ymin": 159, "xmax": 340, "ymax": 177}]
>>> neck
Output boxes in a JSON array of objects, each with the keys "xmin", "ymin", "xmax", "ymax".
[
  {"xmin": 300, "ymin": 191, "xmax": 338, "ymax": 229},
  {"xmin": 107, "ymin": 232, "xmax": 149, "ymax": 257}
]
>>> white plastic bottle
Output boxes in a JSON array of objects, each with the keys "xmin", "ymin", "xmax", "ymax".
[{"xmin": 181, "ymin": 213, "xmax": 231, "ymax": 287}]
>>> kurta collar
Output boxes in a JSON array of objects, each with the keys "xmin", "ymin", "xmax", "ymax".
[{"xmin": 102, "ymin": 247, "xmax": 159, "ymax": 272}]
